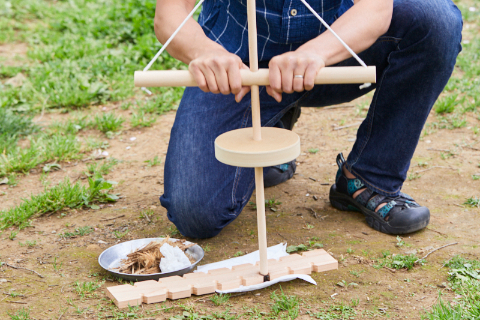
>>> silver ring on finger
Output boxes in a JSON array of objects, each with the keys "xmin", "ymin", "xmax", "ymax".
[{"xmin": 294, "ymin": 75, "xmax": 304, "ymax": 79}]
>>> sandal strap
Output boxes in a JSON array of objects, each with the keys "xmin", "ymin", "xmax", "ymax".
[
  {"xmin": 377, "ymin": 200, "xmax": 397, "ymax": 218},
  {"xmin": 355, "ymin": 188, "xmax": 374, "ymax": 206}
]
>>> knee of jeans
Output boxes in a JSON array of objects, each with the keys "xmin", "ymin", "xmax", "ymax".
[
  {"xmin": 161, "ymin": 195, "xmax": 229, "ymax": 239},
  {"xmin": 394, "ymin": 0, "xmax": 463, "ymax": 56}
]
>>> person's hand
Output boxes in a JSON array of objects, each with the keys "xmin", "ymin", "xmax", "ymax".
[
  {"xmin": 189, "ymin": 47, "xmax": 251, "ymax": 102},
  {"xmin": 267, "ymin": 50, "xmax": 326, "ymax": 102}
]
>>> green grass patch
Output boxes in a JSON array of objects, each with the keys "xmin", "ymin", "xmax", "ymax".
[
  {"xmin": 374, "ymin": 251, "xmax": 424, "ymax": 270},
  {"xmin": 464, "ymin": 196, "xmax": 480, "ymax": 208},
  {"xmin": 209, "ymin": 293, "xmax": 230, "ymax": 306},
  {"xmin": 59, "ymin": 226, "xmax": 94, "ymax": 238},
  {"xmin": 287, "ymin": 237, "xmax": 324, "ymax": 253},
  {"xmin": 1, "ymin": 0, "xmax": 185, "ymax": 113},
  {"xmin": 74, "ymin": 280, "xmax": 105, "ymax": 299},
  {"xmin": 271, "ymin": 288, "xmax": 300, "ymax": 319},
  {"xmin": 7, "ymin": 307, "xmax": 31, "ymax": 320},
  {"xmin": 0, "ymin": 177, "xmax": 118, "ymax": 230},
  {"xmin": 423, "ymin": 256, "xmax": 480, "ymax": 319}
]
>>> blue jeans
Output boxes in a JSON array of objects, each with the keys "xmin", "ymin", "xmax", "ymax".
[{"xmin": 160, "ymin": 0, "xmax": 463, "ymax": 239}]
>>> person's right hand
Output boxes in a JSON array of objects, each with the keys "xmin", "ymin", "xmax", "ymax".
[{"xmin": 189, "ymin": 47, "xmax": 251, "ymax": 102}]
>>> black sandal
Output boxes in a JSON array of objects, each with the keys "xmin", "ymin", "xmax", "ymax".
[{"xmin": 329, "ymin": 153, "xmax": 430, "ymax": 234}]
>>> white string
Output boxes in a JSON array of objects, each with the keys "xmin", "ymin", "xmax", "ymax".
[
  {"xmin": 143, "ymin": 0, "xmax": 205, "ymax": 72},
  {"xmin": 299, "ymin": 0, "xmax": 367, "ymax": 68},
  {"xmin": 141, "ymin": 0, "xmax": 205, "ymax": 94}
]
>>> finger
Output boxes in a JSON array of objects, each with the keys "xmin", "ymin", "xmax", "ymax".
[
  {"xmin": 226, "ymin": 61, "xmax": 243, "ymax": 95},
  {"xmin": 235, "ymin": 86, "xmax": 251, "ymax": 102},
  {"xmin": 210, "ymin": 58, "xmax": 232, "ymax": 95},
  {"xmin": 189, "ymin": 63, "xmax": 208, "ymax": 92},
  {"xmin": 198, "ymin": 64, "xmax": 220, "ymax": 94},
  {"xmin": 281, "ymin": 58, "xmax": 295, "ymax": 94},
  {"xmin": 292, "ymin": 58, "xmax": 309, "ymax": 92},
  {"xmin": 304, "ymin": 61, "xmax": 322, "ymax": 91},
  {"xmin": 266, "ymin": 85, "xmax": 282, "ymax": 103},
  {"xmin": 268, "ymin": 59, "xmax": 282, "ymax": 93}
]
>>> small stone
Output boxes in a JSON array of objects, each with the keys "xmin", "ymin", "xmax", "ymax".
[
  {"xmin": 336, "ymin": 282, "xmax": 345, "ymax": 287},
  {"xmin": 437, "ymin": 283, "xmax": 447, "ymax": 288},
  {"xmin": 51, "ymin": 230, "xmax": 56, "ymax": 234},
  {"xmin": 98, "ymin": 240, "xmax": 107, "ymax": 244},
  {"xmin": 0, "ymin": 279, "xmax": 7, "ymax": 283},
  {"xmin": 313, "ymin": 195, "xmax": 318, "ymax": 201},
  {"xmin": 126, "ymin": 146, "xmax": 131, "ymax": 150},
  {"xmin": 130, "ymin": 137, "xmax": 137, "ymax": 141}
]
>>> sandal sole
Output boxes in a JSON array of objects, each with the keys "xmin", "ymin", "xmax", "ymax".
[{"xmin": 329, "ymin": 185, "xmax": 430, "ymax": 235}]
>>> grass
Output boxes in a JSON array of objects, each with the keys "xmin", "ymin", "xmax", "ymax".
[
  {"xmin": 94, "ymin": 113, "xmax": 125, "ymax": 134},
  {"xmin": 7, "ymin": 308, "xmax": 31, "ymax": 320},
  {"xmin": 271, "ymin": 288, "xmax": 300, "ymax": 319},
  {"xmin": 8, "ymin": 230, "xmax": 18, "ymax": 240},
  {"xmin": 210, "ymin": 293, "xmax": 230, "ymax": 306},
  {"xmin": 464, "ymin": 196, "xmax": 480, "ymax": 207},
  {"xmin": 86, "ymin": 158, "xmax": 119, "ymax": 177},
  {"xmin": 74, "ymin": 280, "xmax": 104, "ymax": 299},
  {"xmin": 249, "ymin": 197, "xmax": 282, "ymax": 210},
  {"xmin": 1, "ymin": 0, "xmax": 185, "ymax": 113},
  {"xmin": 423, "ymin": 256, "xmax": 480, "ymax": 319},
  {"xmin": 0, "ymin": 176, "xmax": 118, "ymax": 230},
  {"xmin": 59, "ymin": 226, "xmax": 94, "ymax": 238},
  {"xmin": 18, "ymin": 240, "xmax": 37, "ymax": 247},
  {"xmin": 374, "ymin": 251, "xmax": 424, "ymax": 270},
  {"xmin": 311, "ymin": 303, "xmax": 357, "ymax": 320},
  {"xmin": 287, "ymin": 237, "xmax": 324, "ymax": 253},
  {"xmin": 131, "ymin": 109, "xmax": 157, "ymax": 128},
  {"xmin": 144, "ymin": 155, "xmax": 162, "ymax": 167}
]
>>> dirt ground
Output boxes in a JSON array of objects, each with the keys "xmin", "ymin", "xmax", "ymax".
[{"xmin": 1, "ymin": 88, "xmax": 479, "ymax": 319}]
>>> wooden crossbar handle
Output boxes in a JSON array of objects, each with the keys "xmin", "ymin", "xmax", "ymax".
[{"xmin": 134, "ymin": 66, "xmax": 376, "ymax": 88}]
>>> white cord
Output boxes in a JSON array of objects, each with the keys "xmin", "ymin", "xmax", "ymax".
[
  {"xmin": 299, "ymin": 0, "xmax": 367, "ymax": 68},
  {"xmin": 141, "ymin": 0, "xmax": 205, "ymax": 94},
  {"xmin": 143, "ymin": 0, "xmax": 205, "ymax": 72}
]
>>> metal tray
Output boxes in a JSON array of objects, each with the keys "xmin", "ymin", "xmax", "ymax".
[{"xmin": 98, "ymin": 237, "xmax": 204, "ymax": 281}]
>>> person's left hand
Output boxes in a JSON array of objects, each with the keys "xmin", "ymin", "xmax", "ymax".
[{"xmin": 267, "ymin": 50, "xmax": 326, "ymax": 102}]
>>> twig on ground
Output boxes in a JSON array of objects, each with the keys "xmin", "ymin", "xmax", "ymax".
[
  {"xmin": 6, "ymin": 301, "xmax": 27, "ymax": 304},
  {"xmin": 463, "ymin": 146, "xmax": 480, "ymax": 151},
  {"xmin": 333, "ymin": 122, "xmax": 361, "ymax": 131},
  {"xmin": 142, "ymin": 211, "xmax": 151, "ymax": 223},
  {"xmin": 100, "ymin": 215, "xmax": 125, "ymax": 221},
  {"xmin": 414, "ymin": 166, "xmax": 455, "ymax": 174},
  {"xmin": 309, "ymin": 177, "xmax": 317, "ymax": 181},
  {"xmin": 427, "ymin": 148, "xmax": 451, "ymax": 152},
  {"xmin": 415, "ymin": 242, "xmax": 458, "ymax": 264},
  {"xmin": 3, "ymin": 292, "xmax": 26, "ymax": 297},
  {"xmin": 324, "ymin": 105, "xmax": 355, "ymax": 110},
  {"xmin": 426, "ymin": 228, "xmax": 448, "ymax": 238},
  {"xmin": 303, "ymin": 207, "xmax": 318, "ymax": 219},
  {"xmin": 4, "ymin": 263, "xmax": 44, "ymax": 278}
]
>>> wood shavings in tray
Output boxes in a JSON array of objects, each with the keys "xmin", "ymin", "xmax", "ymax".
[{"xmin": 116, "ymin": 237, "xmax": 195, "ymax": 275}]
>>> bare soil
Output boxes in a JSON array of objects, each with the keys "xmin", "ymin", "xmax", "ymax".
[{"xmin": 1, "ymin": 95, "xmax": 479, "ymax": 319}]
